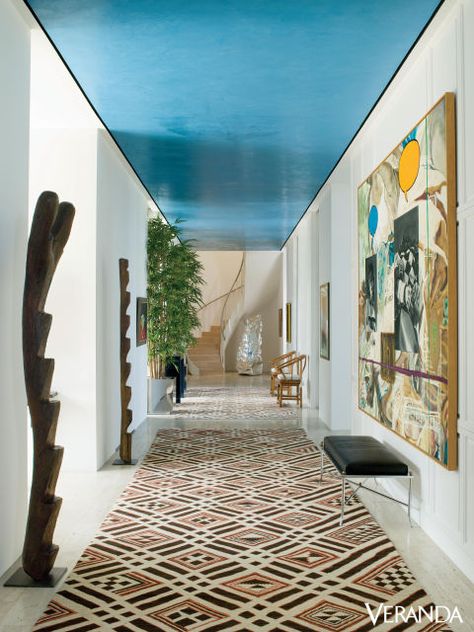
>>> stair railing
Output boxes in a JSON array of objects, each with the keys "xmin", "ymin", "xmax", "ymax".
[
  {"xmin": 192, "ymin": 254, "xmax": 245, "ymax": 373},
  {"xmin": 219, "ymin": 253, "xmax": 245, "ymax": 370},
  {"xmin": 197, "ymin": 286, "xmax": 244, "ymax": 316}
]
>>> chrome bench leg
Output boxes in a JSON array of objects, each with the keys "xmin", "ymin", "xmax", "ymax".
[
  {"xmin": 340, "ymin": 476, "xmax": 346, "ymax": 526},
  {"xmin": 319, "ymin": 443, "xmax": 324, "ymax": 482},
  {"xmin": 408, "ymin": 473, "xmax": 413, "ymax": 527}
]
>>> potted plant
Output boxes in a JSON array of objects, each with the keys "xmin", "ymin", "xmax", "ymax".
[{"xmin": 147, "ymin": 216, "xmax": 203, "ymax": 411}]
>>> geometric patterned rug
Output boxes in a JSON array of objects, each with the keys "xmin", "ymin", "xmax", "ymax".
[
  {"xmin": 34, "ymin": 429, "xmax": 449, "ymax": 631},
  {"xmin": 171, "ymin": 385, "xmax": 299, "ymax": 420}
]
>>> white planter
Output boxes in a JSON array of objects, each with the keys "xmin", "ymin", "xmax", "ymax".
[{"xmin": 148, "ymin": 377, "xmax": 173, "ymax": 414}]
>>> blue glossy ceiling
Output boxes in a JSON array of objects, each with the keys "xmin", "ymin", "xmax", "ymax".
[{"xmin": 27, "ymin": 0, "xmax": 441, "ymax": 250}]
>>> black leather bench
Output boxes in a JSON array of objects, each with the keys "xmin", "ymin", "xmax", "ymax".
[{"xmin": 320, "ymin": 435, "xmax": 413, "ymax": 526}]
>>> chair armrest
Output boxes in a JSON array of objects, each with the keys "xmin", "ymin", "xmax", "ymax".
[{"xmin": 271, "ymin": 350, "xmax": 296, "ymax": 367}]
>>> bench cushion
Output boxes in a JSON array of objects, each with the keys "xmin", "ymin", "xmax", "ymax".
[{"xmin": 323, "ymin": 435, "xmax": 409, "ymax": 476}]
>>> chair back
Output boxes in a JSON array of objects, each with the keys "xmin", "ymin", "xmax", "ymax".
[
  {"xmin": 278, "ymin": 353, "xmax": 307, "ymax": 378},
  {"xmin": 272, "ymin": 350, "xmax": 296, "ymax": 368},
  {"xmin": 295, "ymin": 354, "xmax": 307, "ymax": 379}
]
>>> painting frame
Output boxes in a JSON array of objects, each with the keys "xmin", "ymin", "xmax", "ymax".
[
  {"xmin": 286, "ymin": 303, "xmax": 292, "ymax": 344},
  {"xmin": 357, "ymin": 92, "xmax": 457, "ymax": 470},
  {"xmin": 278, "ymin": 307, "xmax": 283, "ymax": 338},
  {"xmin": 320, "ymin": 283, "xmax": 330, "ymax": 360},
  {"xmin": 136, "ymin": 297, "xmax": 148, "ymax": 347}
]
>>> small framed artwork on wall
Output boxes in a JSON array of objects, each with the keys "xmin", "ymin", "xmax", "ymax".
[
  {"xmin": 136, "ymin": 297, "xmax": 147, "ymax": 346},
  {"xmin": 278, "ymin": 308, "xmax": 283, "ymax": 338},
  {"xmin": 320, "ymin": 283, "xmax": 330, "ymax": 360},
  {"xmin": 286, "ymin": 303, "xmax": 292, "ymax": 343}
]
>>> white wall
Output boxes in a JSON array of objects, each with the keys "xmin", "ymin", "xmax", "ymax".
[
  {"xmin": 318, "ymin": 189, "xmax": 331, "ymax": 424},
  {"xmin": 197, "ymin": 251, "xmax": 243, "ymax": 334},
  {"xmin": 30, "ymin": 28, "xmax": 99, "ymax": 130},
  {"xmin": 29, "ymin": 127, "xmax": 99, "ymax": 472},
  {"xmin": 309, "ymin": 210, "xmax": 319, "ymax": 409},
  {"xmin": 29, "ymin": 27, "xmax": 102, "ymax": 471},
  {"xmin": 284, "ymin": 237, "xmax": 297, "ymax": 353},
  {"xmin": 0, "ymin": 5, "xmax": 151, "ymax": 574},
  {"xmin": 283, "ymin": 0, "xmax": 474, "ymax": 582},
  {"xmin": 29, "ymin": 24, "xmax": 100, "ymax": 471},
  {"xmin": 96, "ymin": 130, "xmax": 148, "ymax": 466},
  {"xmin": 281, "ymin": 211, "xmax": 320, "ymax": 408},
  {"xmin": 29, "ymin": 28, "xmax": 148, "ymax": 471},
  {"xmin": 330, "ymin": 162, "xmax": 352, "ymax": 430},
  {"xmin": 0, "ymin": 0, "xmax": 31, "ymax": 578},
  {"xmin": 226, "ymin": 251, "xmax": 282, "ymax": 372}
]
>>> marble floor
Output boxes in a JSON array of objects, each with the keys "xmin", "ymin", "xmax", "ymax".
[{"xmin": 0, "ymin": 373, "xmax": 472, "ymax": 631}]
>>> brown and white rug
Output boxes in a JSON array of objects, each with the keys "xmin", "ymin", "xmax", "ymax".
[
  {"xmin": 34, "ymin": 429, "xmax": 449, "ymax": 631},
  {"xmin": 172, "ymin": 385, "xmax": 299, "ymax": 420}
]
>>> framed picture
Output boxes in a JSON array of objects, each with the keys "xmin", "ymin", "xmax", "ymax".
[
  {"xmin": 278, "ymin": 308, "xmax": 283, "ymax": 338},
  {"xmin": 320, "ymin": 283, "xmax": 330, "ymax": 360},
  {"xmin": 285, "ymin": 303, "xmax": 292, "ymax": 343},
  {"xmin": 136, "ymin": 297, "xmax": 147, "ymax": 346},
  {"xmin": 357, "ymin": 93, "xmax": 457, "ymax": 470}
]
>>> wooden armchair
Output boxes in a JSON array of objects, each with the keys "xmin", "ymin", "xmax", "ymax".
[
  {"xmin": 275, "ymin": 354, "xmax": 307, "ymax": 408},
  {"xmin": 270, "ymin": 351, "xmax": 297, "ymax": 395}
]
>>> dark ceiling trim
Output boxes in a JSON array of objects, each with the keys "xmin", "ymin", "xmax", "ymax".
[
  {"xmin": 21, "ymin": 0, "xmax": 174, "ymax": 231},
  {"xmin": 279, "ymin": 0, "xmax": 446, "ymax": 251}
]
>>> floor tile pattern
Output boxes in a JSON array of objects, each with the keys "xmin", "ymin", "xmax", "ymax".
[
  {"xmin": 172, "ymin": 385, "xmax": 299, "ymax": 419},
  {"xmin": 34, "ymin": 429, "xmax": 449, "ymax": 631}
]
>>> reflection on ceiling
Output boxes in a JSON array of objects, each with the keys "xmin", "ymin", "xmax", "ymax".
[{"xmin": 27, "ymin": 0, "xmax": 440, "ymax": 249}]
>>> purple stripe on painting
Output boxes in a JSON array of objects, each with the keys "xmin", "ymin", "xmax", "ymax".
[{"xmin": 359, "ymin": 356, "xmax": 448, "ymax": 385}]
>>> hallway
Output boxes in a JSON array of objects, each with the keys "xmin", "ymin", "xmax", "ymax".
[
  {"xmin": 14, "ymin": 425, "xmax": 466, "ymax": 630},
  {"xmin": 2, "ymin": 0, "xmax": 474, "ymax": 629},
  {"xmin": 1, "ymin": 377, "xmax": 473, "ymax": 630},
  {"xmin": 170, "ymin": 374, "xmax": 300, "ymax": 421}
]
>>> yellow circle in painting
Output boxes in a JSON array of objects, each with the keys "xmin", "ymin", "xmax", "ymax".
[{"xmin": 399, "ymin": 139, "xmax": 420, "ymax": 194}]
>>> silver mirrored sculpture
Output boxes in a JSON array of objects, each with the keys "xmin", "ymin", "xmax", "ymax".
[{"xmin": 236, "ymin": 314, "xmax": 263, "ymax": 375}]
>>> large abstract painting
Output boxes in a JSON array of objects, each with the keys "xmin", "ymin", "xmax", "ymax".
[{"xmin": 358, "ymin": 93, "xmax": 457, "ymax": 470}]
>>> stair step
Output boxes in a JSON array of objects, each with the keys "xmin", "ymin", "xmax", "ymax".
[
  {"xmin": 189, "ymin": 360, "xmax": 221, "ymax": 366},
  {"xmin": 191, "ymin": 324, "xmax": 224, "ymax": 374},
  {"xmin": 193, "ymin": 341, "xmax": 219, "ymax": 348},
  {"xmin": 199, "ymin": 361, "xmax": 223, "ymax": 368}
]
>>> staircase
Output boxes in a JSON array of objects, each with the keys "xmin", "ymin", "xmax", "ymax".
[{"xmin": 189, "ymin": 325, "xmax": 223, "ymax": 375}]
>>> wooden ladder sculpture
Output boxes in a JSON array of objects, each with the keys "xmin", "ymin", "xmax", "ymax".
[
  {"xmin": 5, "ymin": 191, "xmax": 75, "ymax": 587},
  {"xmin": 114, "ymin": 258, "xmax": 136, "ymax": 465}
]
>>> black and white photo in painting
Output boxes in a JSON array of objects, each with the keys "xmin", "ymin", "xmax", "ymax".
[
  {"xmin": 394, "ymin": 206, "xmax": 420, "ymax": 352},
  {"xmin": 365, "ymin": 254, "xmax": 377, "ymax": 332}
]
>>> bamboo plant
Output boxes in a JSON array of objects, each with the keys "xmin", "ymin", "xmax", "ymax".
[{"xmin": 147, "ymin": 216, "xmax": 204, "ymax": 378}]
